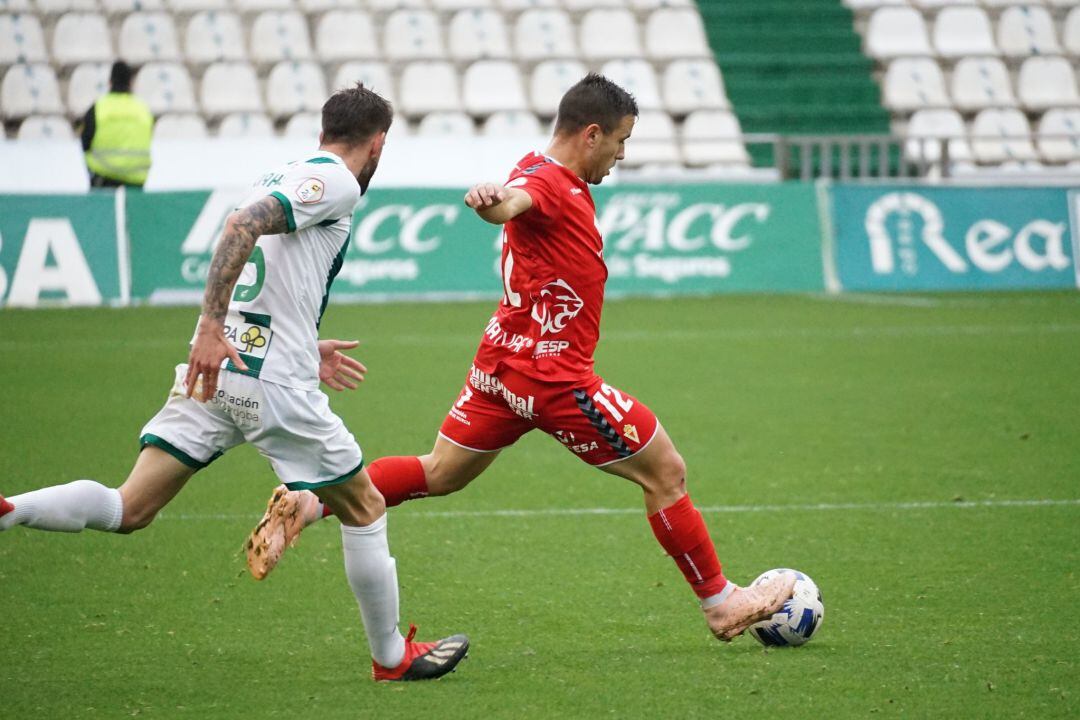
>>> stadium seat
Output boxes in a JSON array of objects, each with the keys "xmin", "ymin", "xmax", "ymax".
[
  {"xmin": 950, "ymin": 58, "xmax": 1016, "ymax": 112},
  {"xmin": 448, "ymin": 9, "xmax": 511, "ymax": 61},
  {"xmin": 299, "ymin": 0, "xmax": 359, "ymax": 12},
  {"xmin": 417, "ymin": 111, "xmax": 476, "ymax": 136},
  {"xmin": 101, "ymin": 0, "xmax": 164, "ymax": 14},
  {"xmin": 971, "ymin": 108, "xmax": 1036, "ymax": 163},
  {"xmin": 662, "ymin": 60, "xmax": 729, "ymax": 116},
  {"xmin": 0, "ymin": 0, "xmax": 34, "ymax": 10},
  {"xmin": 154, "ymin": 112, "xmax": 209, "ymax": 138},
  {"xmin": 432, "ymin": 0, "xmax": 494, "ymax": 10},
  {"xmin": 564, "ymin": 0, "xmax": 627, "ymax": 10},
  {"xmin": 67, "ymin": 61, "xmax": 110, "ymax": 115},
  {"xmin": 910, "ymin": 0, "xmax": 977, "ymax": 9},
  {"xmin": 119, "ymin": 12, "xmax": 181, "ymax": 64},
  {"xmin": 845, "ymin": 0, "xmax": 906, "ymax": 10},
  {"xmin": 644, "ymin": 8, "xmax": 710, "ymax": 60},
  {"xmin": 865, "ymin": 7, "xmax": 932, "ymax": 58},
  {"xmin": 979, "ymin": 0, "xmax": 1040, "ymax": 7},
  {"xmin": 17, "ymin": 114, "xmax": 73, "ymax": 140},
  {"xmin": 266, "ymin": 61, "xmax": 327, "ymax": 118},
  {"xmin": 579, "ymin": 9, "xmax": 641, "ymax": 60},
  {"xmin": 1037, "ymin": 108, "xmax": 1080, "ymax": 164},
  {"xmin": 1017, "ymin": 57, "xmax": 1079, "ymax": 112},
  {"xmin": 384, "ymin": 10, "xmax": 445, "ymax": 61},
  {"xmin": 33, "ymin": 0, "xmax": 98, "ymax": 13},
  {"xmin": 133, "ymin": 62, "xmax": 197, "ymax": 114},
  {"xmin": 997, "ymin": 6, "xmax": 1061, "ymax": 57},
  {"xmin": 218, "ymin": 111, "xmax": 275, "ymax": 137},
  {"xmin": 905, "ymin": 108, "xmax": 972, "ymax": 164},
  {"xmin": 620, "ymin": 110, "xmax": 678, "ymax": 166},
  {"xmin": 51, "ymin": 13, "xmax": 112, "ymax": 66},
  {"xmin": 882, "ymin": 58, "xmax": 949, "ymax": 112},
  {"xmin": 235, "ymin": 0, "xmax": 294, "ymax": 12},
  {"xmin": 599, "ymin": 59, "xmax": 661, "ymax": 111},
  {"xmin": 1, "ymin": 63, "xmax": 64, "ymax": 118},
  {"xmin": 933, "ymin": 7, "xmax": 998, "ymax": 58},
  {"xmin": 249, "ymin": 11, "xmax": 312, "ymax": 64},
  {"xmin": 315, "ymin": 10, "xmax": 378, "ymax": 62},
  {"xmin": 514, "ymin": 9, "xmax": 577, "ymax": 61},
  {"xmin": 463, "ymin": 60, "xmax": 527, "ymax": 114},
  {"xmin": 185, "ymin": 11, "xmax": 246, "ymax": 65},
  {"xmin": 497, "ymin": 0, "xmax": 559, "ymax": 9},
  {"xmin": 0, "ymin": 14, "xmax": 47, "ymax": 64},
  {"xmin": 1062, "ymin": 8, "xmax": 1080, "ymax": 57},
  {"xmin": 680, "ymin": 109, "xmax": 749, "ymax": 167},
  {"xmin": 399, "ymin": 61, "xmax": 461, "ymax": 116},
  {"xmin": 332, "ymin": 61, "xmax": 395, "ymax": 100},
  {"xmin": 284, "ymin": 111, "xmax": 321, "ymax": 139},
  {"xmin": 368, "ymin": 0, "xmax": 427, "ymax": 10},
  {"xmin": 168, "ymin": 0, "xmax": 230, "ymax": 12},
  {"xmin": 629, "ymin": 0, "xmax": 693, "ymax": 9},
  {"xmin": 200, "ymin": 62, "xmax": 263, "ymax": 116},
  {"xmin": 530, "ymin": 59, "xmax": 587, "ymax": 116},
  {"xmin": 482, "ymin": 109, "xmax": 542, "ymax": 136}
]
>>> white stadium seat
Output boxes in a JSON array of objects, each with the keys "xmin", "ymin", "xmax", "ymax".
[
  {"xmin": 630, "ymin": 0, "xmax": 693, "ymax": 9},
  {"xmin": 34, "ymin": 0, "xmax": 98, "ymax": 13},
  {"xmin": 463, "ymin": 60, "xmax": 527, "ymax": 114},
  {"xmin": 980, "ymin": 0, "xmax": 1041, "ymax": 7},
  {"xmin": 579, "ymin": 9, "xmax": 641, "ymax": 60},
  {"xmin": 431, "ymin": 0, "xmax": 492, "ymax": 9},
  {"xmin": 1037, "ymin": 108, "xmax": 1080, "ymax": 164},
  {"xmin": 1017, "ymin": 57, "xmax": 1080, "ymax": 112},
  {"xmin": 0, "ymin": 14, "xmax": 47, "ymax": 64},
  {"xmin": 52, "ymin": 13, "xmax": 112, "ymax": 66},
  {"xmin": 384, "ymin": 10, "xmax": 445, "ymax": 61},
  {"xmin": 971, "ymin": 108, "xmax": 1037, "ymax": 163},
  {"xmin": 266, "ymin": 60, "xmax": 327, "ymax": 118},
  {"xmin": 905, "ymin": 108, "xmax": 971, "ymax": 163},
  {"xmin": 119, "ymin": 12, "xmax": 181, "ymax": 64},
  {"xmin": 67, "ymin": 61, "xmax": 110, "ymax": 115},
  {"xmin": 681, "ymin": 109, "xmax": 749, "ymax": 167},
  {"xmin": 482, "ymin": 109, "xmax": 542, "ymax": 136},
  {"xmin": 315, "ymin": 10, "xmax": 378, "ymax": 62},
  {"xmin": 368, "ymin": 0, "xmax": 427, "ymax": 10},
  {"xmin": 17, "ymin": 114, "xmax": 73, "ymax": 140},
  {"xmin": 448, "ymin": 9, "xmax": 510, "ymax": 61},
  {"xmin": 133, "ymin": 62, "xmax": 197, "ymax": 114},
  {"xmin": 1, "ymin": 63, "xmax": 64, "ymax": 118},
  {"xmin": 950, "ymin": 58, "xmax": 1016, "ymax": 112},
  {"xmin": 662, "ymin": 60, "xmax": 729, "ymax": 116},
  {"xmin": 218, "ymin": 112, "xmax": 275, "ymax": 137},
  {"xmin": 845, "ymin": 0, "xmax": 906, "ymax": 9},
  {"xmin": 621, "ymin": 110, "xmax": 679, "ymax": 166},
  {"xmin": 1065, "ymin": 8, "xmax": 1080, "ymax": 57},
  {"xmin": 200, "ymin": 62, "xmax": 263, "ymax": 116},
  {"xmin": 910, "ymin": 0, "xmax": 977, "ymax": 9},
  {"xmin": 249, "ymin": 11, "xmax": 312, "ymax": 64},
  {"xmin": 168, "ymin": 0, "xmax": 230, "ymax": 12},
  {"xmin": 185, "ymin": 11, "xmax": 246, "ymax": 65},
  {"xmin": 497, "ymin": 0, "xmax": 559, "ymax": 9},
  {"xmin": 417, "ymin": 111, "xmax": 475, "ymax": 136},
  {"xmin": 1, "ymin": 0, "xmax": 34, "ymax": 10},
  {"xmin": 284, "ymin": 111, "xmax": 321, "ymax": 139},
  {"xmin": 564, "ymin": 0, "xmax": 626, "ymax": 10},
  {"xmin": 101, "ymin": 0, "xmax": 164, "ymax": 14},
  {"xmin": 599, "ymin": 59, "xmax": 662, "ymax": 111},
  {"xmin": 997, "ymin": 6, "xmax": 1061, "ymax": 58},
  {"xmin": 865, "ymin": 7, "xmax": 932, "ymax": 58},
  {"xmin": 530, "ymin": 59, "xmax": 587, "ymax": 116},
  {"xmin": 154, "ymin": 113, "xmax": 209, "ymax": 139},
  {"xmin": 644, "ymin": 8, "xmax": 710, "ymax": 60},
  {"xmin": 299, "ymin": 0, "xmax": 358, "ymax": 10},
  {"xmin": 514, "ymin": 9, "xmax": 577, "ymax": 61},
  {"xmin": 882, "ymin": 58, "xmax": 949, "ymax": 112},
  {"xmin": 399, "ymin": 61, "xmax": 461, "ymax": 116},
  {"xmin": 235, "ymin": 0, "xmax": 294, "ymax": 12},
  {"xmin": 933, "ymin": 7, "xmax": 998, "ymax": 58},
  {"xmin": 333, "ymin": 62, "xmax": 395, "ymax": 101}
]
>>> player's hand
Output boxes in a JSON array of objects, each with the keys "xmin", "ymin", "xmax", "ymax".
[
  {"xmin": 318, "ymin": 339, "xmax": 367, "ymax": 392},
  {"xmin": 465, "ymin": 182, "xmax": 506, "ymax": 209},
  {"xmin": 185, "ymin": 316, "xmax": 247, "ymax": 402}
]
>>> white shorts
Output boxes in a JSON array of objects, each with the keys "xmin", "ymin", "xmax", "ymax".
[{"xmin": 140, "ymin": 364, "xmax": 364, "ymax": 491}]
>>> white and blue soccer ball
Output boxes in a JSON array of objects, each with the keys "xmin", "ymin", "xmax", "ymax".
[{"xmin": 747, "ymin": 568, "xmax": 824, "ymax": 647}]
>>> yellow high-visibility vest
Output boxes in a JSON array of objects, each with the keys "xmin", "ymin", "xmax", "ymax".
[{"xmin": 84, "ymin": 93, "xmax": 154, "ymax": 186}]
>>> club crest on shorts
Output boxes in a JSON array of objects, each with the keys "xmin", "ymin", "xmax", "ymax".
[
  {"xmin": 295, "ymin": 178, "xmax": 324, "ymax": 204},
  {"xmin": 623, "ymin": 424, "xmax": 639, "ymax": 443}
]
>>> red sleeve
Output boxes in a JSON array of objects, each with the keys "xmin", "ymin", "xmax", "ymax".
[{"xmin": 507, "ymin": 172, "xmax": 560, "ymax": 220}]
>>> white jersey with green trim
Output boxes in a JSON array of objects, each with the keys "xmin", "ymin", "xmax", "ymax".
[{"xmin": 207, "ymin": 150, "xmax": 360, "ymax": 391}]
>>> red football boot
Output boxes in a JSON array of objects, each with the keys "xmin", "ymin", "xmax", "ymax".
[{"xmin": 372, "ymin": 624, "xmax": 469, "ymax": 682}]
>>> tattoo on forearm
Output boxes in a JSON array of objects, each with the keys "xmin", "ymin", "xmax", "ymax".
[{"xmin": 202, "ymin": 196, "xmax": 289, "ymax": 320}]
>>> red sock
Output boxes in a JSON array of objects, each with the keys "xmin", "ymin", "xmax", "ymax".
[
  {"xmin": 647, "ymin": 494, "xmax": 728, "ymax": 601},
  {"xmin": 319, "ymin": 456, "xmax": 430, "ymax": 517}
]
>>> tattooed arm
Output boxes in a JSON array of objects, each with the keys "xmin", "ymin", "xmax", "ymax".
[{"xmin": 184, "ymin": 196, "xmax": 290, "ymax": 401}]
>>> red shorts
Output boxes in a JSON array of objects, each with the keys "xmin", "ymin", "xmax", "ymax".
[{"xmin": 438, "ymin": 364, "xmax": 660, "ymax": 467}]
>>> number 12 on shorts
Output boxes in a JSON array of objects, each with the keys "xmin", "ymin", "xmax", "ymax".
[{"xmin": 592, "ymin": 383, "xmax": 633, "ymax": 422}]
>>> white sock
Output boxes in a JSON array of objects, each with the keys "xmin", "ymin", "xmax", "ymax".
[
  {"xmin": 0, "ymin": 479, "xmax": 123, "ymax": 533},
  {"xmin": 340, "ymin": 515, "xmax": 406, "ymax": 668}
]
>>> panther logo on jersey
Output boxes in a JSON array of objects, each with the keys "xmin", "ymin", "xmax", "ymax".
[{"xmin": 530, "ymin": 279, "xmax": 584, "ymax": 336}]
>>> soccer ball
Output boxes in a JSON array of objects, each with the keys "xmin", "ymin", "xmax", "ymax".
[{"xmin": 747, "ymin": 568, "xmax": 824, "ymax": 647}]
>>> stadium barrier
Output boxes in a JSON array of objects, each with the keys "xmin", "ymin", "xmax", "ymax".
[{"xmin": 1, "ymin": 183, "xmax": 1076, "ymax": 308}]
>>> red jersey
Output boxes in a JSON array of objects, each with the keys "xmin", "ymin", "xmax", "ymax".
[{"xmin": 472, "ymin": 151, "xmax": 608, "ymax": 383}]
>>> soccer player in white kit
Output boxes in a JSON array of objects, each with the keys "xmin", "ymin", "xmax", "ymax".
[{"xmin": 0, "ymin": 84, "xmax": 469, "ymax": 682}]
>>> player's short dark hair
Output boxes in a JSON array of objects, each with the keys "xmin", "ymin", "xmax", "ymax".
[
  {"xmin": 554, "ymin": 73, "xmax": 638, "ymax": 136},
  {"xmin": 321, "ymin": 83, "xmax": 394, "ymax": 147},
  {"xmin": 110, "ymin": 61, "xmax": 133, "ymax": 93}
]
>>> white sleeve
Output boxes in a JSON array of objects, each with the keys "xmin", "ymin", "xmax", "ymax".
[{"xmin": 270, "ymin": 167, "xmax": 359, "ymax": 233}]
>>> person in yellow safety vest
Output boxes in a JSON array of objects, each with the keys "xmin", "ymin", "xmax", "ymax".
[{"xmin": 80, "ymin": 61, "xmax": 154, "ymax": 188}]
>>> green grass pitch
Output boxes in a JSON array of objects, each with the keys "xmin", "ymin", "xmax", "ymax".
[{"xmin": 1, "ymin": 292, "xmax": 1078, "ymax": 718}]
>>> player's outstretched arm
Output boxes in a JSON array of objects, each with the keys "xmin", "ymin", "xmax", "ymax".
[
  {"xmin": 464, "ymin": 182, "xmax": 532, "ymax": 225},
  {"xmin": 318, "ymin": 339, "xmax": 367, "ymax": 391},
  {"xmin": 185, "ymin": 196, "xmax": 290, "ymax": 401}
]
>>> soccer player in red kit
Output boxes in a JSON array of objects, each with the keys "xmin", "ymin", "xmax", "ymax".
[{"xmin": 246, "ymin": 74, "xmax": 794, "ymax": 642}]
